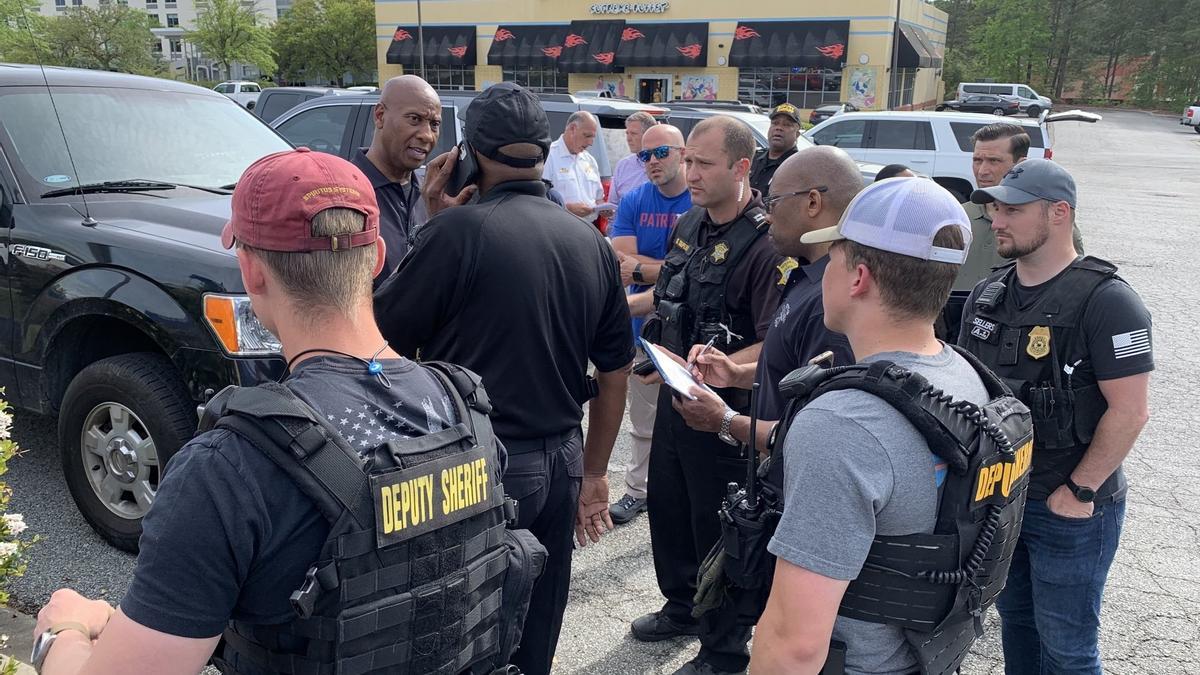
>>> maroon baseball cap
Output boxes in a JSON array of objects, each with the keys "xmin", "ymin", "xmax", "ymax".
[{"xmin": 221, "ymin": 147, "xmax": 380, "ymax": 252}]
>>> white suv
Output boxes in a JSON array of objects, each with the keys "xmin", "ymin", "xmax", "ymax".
[{"xmin": 804, "ymin": 109, "xmax": 1100, "ymax": 201}]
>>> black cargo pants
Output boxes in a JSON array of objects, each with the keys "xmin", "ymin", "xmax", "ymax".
[
  {"xmin": 501, "ymin": 428, "xmax": 583, "ymax": 675},
  {"xmin": 647, "ymin": 385, "xmax": 752, "ymax": 672}
]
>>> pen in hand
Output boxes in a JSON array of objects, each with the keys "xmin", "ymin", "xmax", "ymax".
[{"xmin": 687, "ymin": 336, "xmax": 719, "ymax": 377}]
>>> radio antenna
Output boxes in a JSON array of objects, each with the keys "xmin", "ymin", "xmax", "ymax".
[{"xmin": 16, "ymin": 6, "xmax": 95, "ymax": 225}]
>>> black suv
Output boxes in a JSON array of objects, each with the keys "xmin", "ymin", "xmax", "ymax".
[{"xmin": 0, "ymin": 64, "xmax": 292, "ymax": 550}]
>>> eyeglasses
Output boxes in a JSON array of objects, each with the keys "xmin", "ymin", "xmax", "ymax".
[
  {"xmin": 637, "ymin": 145, "xmax": 682, "ymax": 163},
  {"xmin": 765, "ymin": 186, "xmax": 828, "ymax": 214}
]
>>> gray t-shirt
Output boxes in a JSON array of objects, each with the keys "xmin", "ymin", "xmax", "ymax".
[{"xmin": 767, "ymin": 345, "xmax": 989, "ymax": 675}]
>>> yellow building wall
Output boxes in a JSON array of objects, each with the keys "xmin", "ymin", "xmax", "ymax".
[{"xmin": 375, "ymin": 0, "xmax": 949, "ymax": 112}]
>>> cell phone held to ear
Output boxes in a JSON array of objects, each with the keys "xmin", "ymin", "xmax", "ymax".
[{"xmin": 446, "ymin": 141, "xmax": 480, "ymax": 198}]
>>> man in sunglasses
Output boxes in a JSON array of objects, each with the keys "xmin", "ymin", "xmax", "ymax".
[{"xmin": 608, "ymin": 124, "xmax": 692, "ymax": 525}]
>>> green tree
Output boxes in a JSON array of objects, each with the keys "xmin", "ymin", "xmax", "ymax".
[
  {"xmin": 273, "ymin": 0, "xmax": 373, "ymax": 86},
  {"xmin": 188, "ymin": 0, "xmax": 275, "ymax": 79},
  {"xmin": 968, "ymin": 0, "xmax": 1052, "ymax": 87},
  {"xmin": 0, "ymin": 0, "xmax": 52, "ymax": 64},
  {"xmin": 45, "ymin": 4, "xmax": 162, "ymax": 74}
]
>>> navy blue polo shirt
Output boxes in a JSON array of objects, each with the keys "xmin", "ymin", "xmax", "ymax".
[
  {"xmin": 351, "ymin": 149, "xmax": 428, "ymax": 285},
  {"xmin": 755, "ymin": 254, "xmax": 855, "ymax": 420}
]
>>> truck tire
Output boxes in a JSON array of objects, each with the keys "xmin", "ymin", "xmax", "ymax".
[
  {"xmin": 1194, "ymin": 125, "xmax": 1200, "ymax": 134},
  {"xmin": 1026, "ymin": 105, "xmax": 1041, "ymax": 118},
  {"xmin": 58, "ymin": 353, "xmax": 197, "ymax": 552}
]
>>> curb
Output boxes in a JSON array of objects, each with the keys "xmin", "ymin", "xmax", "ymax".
[{"xmin": 0, "ymin": 606, "xmax": 37, "ymax": 674}]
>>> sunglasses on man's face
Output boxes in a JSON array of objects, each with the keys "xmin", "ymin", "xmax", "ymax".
[{"xmin": 637, "ymin": 145, "xmax": 681, "ymax": 163}]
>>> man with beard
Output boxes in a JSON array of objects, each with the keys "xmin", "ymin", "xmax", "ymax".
[
  {"xmin": 351, "ymin": 75, "xmax": 445, "ymax": 284},
  {"xmin": 748, "ymin": 103, "xmax": 802, "ymax": 195},
  {"xmin": 960, "ymin": 159, "xmax": 1152, "ymax": 674},
  {"xmin": 632, "ymin": 116, "xmax": 784, "ymax": 675},
  {"xmin": 673, "ymin": 146, "xmax": 859, "ymax": 449},
  {"xmin": 608, "ymin": 123, "xmax": 691, "ymax": 525}
]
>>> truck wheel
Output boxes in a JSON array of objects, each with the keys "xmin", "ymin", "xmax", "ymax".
[
  {"xmin": 59, "ymin": 353, "xmax": 197, "ymax": 552},
  {"xmin": 1194, "ymin": 125, "xmax": 1200, "ymax": 134},
  {"xmin": 1026, "ymin": 106, "xmax": 1041, "ymax": 118}
]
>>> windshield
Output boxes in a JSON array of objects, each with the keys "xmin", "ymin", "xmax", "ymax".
[{"xmin": 0, "ymin": 85, "xmax": 291, "ymax": 197}]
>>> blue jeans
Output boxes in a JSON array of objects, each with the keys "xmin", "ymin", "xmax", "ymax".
[{"xmin": 997, "ymin": 497, "xmax": 1126, "ymax": 675}]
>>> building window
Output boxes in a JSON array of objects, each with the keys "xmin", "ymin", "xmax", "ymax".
[
  {"xmin": 502, "ymin": 67, "xmax": 569, "ymax": 94},
  {"xmin": 737, "ymin": 67, "xmax": 842, "ymax": 110},
  {"xmin": 420, "ymin": 66, "xmax": 474, "ymax": 91},
  {"xmin": 151, "ymin": 40, "xmax": 163, "ymax": 54},
  {"xmin": 55, "ymin": 0, "xmax": 65, "ymax": 6},
  {"xmin": 169, "ymin": 38, "xmax": 182, "ymax": 55},
  {"xmin": 888, "ymin": 68, "xmax": 917, "ymax": 109},
  {"xmin": 145, "ymin": 0, "xmax": 157, "ymax": 6},
  {"xmin": 166, "ymin": 13, "xmax": 178, "ymax": 26},
  {"xmin": 147, "ymin": 11, "xmax": 158, "ymax": 24}
]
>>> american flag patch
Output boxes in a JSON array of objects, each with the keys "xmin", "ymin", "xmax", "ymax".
[{"xmin": 1111, "ymin": 329, "xmax": 1151, "ymax": 360}]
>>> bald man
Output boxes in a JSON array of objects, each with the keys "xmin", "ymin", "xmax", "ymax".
[
  {"xmin": 676, "ymin": 146, "xmax": 861, "ymax": 457},
  {"xmin": 544, "ymin": 111, "xmax": 608, "ymax": 223},
  {"xmin": 352, "ymin": 75, "xmax": 440, "ymax": 284},
  {"xmin": 608, "ymin": 123, "xmax": 692, "ymax": 524}
]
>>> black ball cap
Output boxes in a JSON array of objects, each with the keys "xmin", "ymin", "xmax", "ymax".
[{"xmin": 465, "ymin": 82, "xmax": 551, "ymax": 169}]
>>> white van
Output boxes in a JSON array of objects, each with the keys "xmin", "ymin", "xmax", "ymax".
[{"xmin": 957, "ymin": 82, "xmax": 1052, "ymax": 118}]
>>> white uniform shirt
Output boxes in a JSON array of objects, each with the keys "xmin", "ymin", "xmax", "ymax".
[{"xmin": 543, "ymin": 136, "xmax": 605, "ymax": 222}]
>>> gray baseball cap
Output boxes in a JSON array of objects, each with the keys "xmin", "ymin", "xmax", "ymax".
[{"xmin": 970, "ymin": 158, "xmax": 1077, "ymax": 208}]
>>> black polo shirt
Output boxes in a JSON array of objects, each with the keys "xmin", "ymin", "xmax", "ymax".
[
  {"xmin": 350, "ymin": 149, "xmax": 428, "ymax": 285},
  {"xmin": 754, "ymin": 254, "xmax": 854, "ymax": 420},
  {"xmin": 749, "ymin": 146, "xmax": 798, "ymax": 196},
  {"xmin": 374, "ymin": 180, "xmax": 634, "ymax": 441}
]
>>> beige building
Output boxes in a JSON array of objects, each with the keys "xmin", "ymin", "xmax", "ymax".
[{"xmin": 374, "ymin": 0, "xmax": 947, "ymax": 115}]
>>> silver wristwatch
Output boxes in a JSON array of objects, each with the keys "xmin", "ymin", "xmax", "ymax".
[
  {"xmin": 31, "ymin": 622, "xmax": 90, "ymax": 671},
  {"xmin": 717, "ymin": 408, "xmax": 739, "ymax": 446}
]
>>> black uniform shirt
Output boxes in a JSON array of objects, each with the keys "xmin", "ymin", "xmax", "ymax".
[
  {"xmin": 351, "ymin": 149, "xmax": 427, "ymax": 285},
  {"xmin": 374, "ymin": 180, "xmax": 634, "ymax": 441},
  {"xmin": 754, "ymin": 255, "xmax": 855, "ymax": 420},
  {"xmin": 687, "ymin": 195, "xmax": 787, "ymax": 344},
  {"xmin": 960, "ymin": 266, "xmax": 1154, "ymax": 501},
  {"xmin": 121, "ymin": 357, "xmax": 456, "ymax": 670},
  {"xmin": 748, "ymin": 146, "xmax": 798, "ymax": 196}
]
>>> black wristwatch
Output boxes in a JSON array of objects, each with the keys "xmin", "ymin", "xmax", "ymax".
[
  {"xmin": 1064, "ymin": 477, "xmax": 1095, "ymax": 503},
  {"xmin": 632, "ymin": 263, "xmax": 645, "ymax": 284}
]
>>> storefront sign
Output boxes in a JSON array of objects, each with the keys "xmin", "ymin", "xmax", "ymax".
[{"xmin": 590, "ymin": 2, "xmax": 670, "ymax": 15}]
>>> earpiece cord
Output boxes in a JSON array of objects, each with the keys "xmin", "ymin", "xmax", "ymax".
[{"xmin": 281, "ymin": 344, "xmax": 392, "ymax": 388}]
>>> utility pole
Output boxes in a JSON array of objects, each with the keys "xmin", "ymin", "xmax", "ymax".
[
  {"xmin": 417, "ymin": 0, "xmax": 425, "ymax": 80},
  {"xmin": 890, "ymin": 0, "xmax": 901, "ymax": 109}
]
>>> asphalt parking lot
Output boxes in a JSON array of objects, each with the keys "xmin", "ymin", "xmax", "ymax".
[{"xmin": 3, "ymin": 107, "xmax": 1198, "ymax": 674}]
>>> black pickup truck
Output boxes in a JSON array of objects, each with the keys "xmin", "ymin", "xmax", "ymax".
[{"xmin": 0, "ymin": 64, "xmax": 292, "ymax": 550}]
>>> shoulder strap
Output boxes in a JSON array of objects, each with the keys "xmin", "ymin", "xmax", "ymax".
[
  {"xmin": 420, "ymin": 361, "xmax": 500, "ymax": 471},
  {"xmin": 808, "ymin": 362, "xmax": 977, "ymax": 475},
  {"xmin": 215, "ymin": 382, "xmax": 375, "ymax": 528}
]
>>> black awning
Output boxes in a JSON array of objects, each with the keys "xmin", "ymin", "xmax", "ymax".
[
  {"xmin": 386, "ymin": 25, "xmax": 477, "ymax": 68},
  {"xmin": 728, "ymin": 20, "xmax": 849, "ymax": 69},
  {"xmin": 615, "ymin": 22, "xmax": 709, "ymax": 68},
  {"xmin": 558, "ymin": 19, "xmax": 625, "ymax": 73},
  {"xmin": 486, "ymin": 24, "xmax": 571, "ymax": 68},
  {"xmin": 896, "ymin": 23, "xmax": 937, "ymax": 69}
]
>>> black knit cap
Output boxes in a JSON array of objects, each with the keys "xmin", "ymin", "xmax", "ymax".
[{"xmin": 465, "ymin": 82, "xmax": 552, "ymax": 168}]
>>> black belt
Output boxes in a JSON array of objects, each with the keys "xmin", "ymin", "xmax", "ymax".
[{"xmin": 501, "ymin": 427, "xmax": 581, "ymax": 456}]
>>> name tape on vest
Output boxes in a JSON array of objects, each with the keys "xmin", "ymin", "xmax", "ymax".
[
  {"xmin": 971, "ymin": 438, "xmax": 1033, "ymax": 508},
  {"xmin": 371, "ymin": 445, "xmax": 499, "ymax": 548}
]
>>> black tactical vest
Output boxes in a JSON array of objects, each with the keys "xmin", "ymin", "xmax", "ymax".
[
  {"xmin": 764, "ymin": 347, "xmax": 1033, "ymax": 675},
  {"xmin": 959, "ymin": 256, "xmax": 1116, "ymax": 497},
  {"xmin": 646, "ymin": 201, "xmax": 769, "ymax": 360},
  {"xmin": 196, "ymin": 362, "xmax": 545, "ymax": 675}
]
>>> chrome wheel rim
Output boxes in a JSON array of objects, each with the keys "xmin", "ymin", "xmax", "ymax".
[{"xmin": 80, "ymin": 402, "xmax": 159, "ymax": 520}]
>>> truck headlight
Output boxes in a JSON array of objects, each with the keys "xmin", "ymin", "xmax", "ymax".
[{"xmin": 202, "ymin": 294, "xmax": 282, "ymax": 356}]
